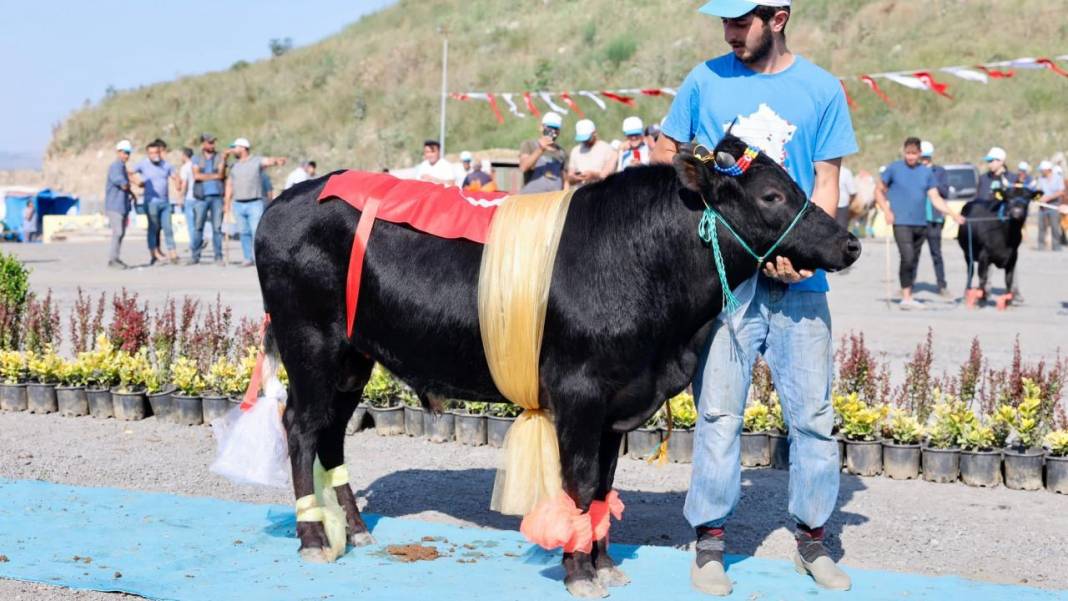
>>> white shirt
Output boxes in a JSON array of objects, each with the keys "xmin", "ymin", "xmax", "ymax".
[
  {"xmin": 284, "ymin": 167, "xmax": 309, "ymax": 190},
  {"xmin": 838, "ymin": 166, "xmax": 857, "ymax": 209},
  {"xmin": 416, "ymin": 158, "xmax": 456, "ymax": 185},
  {"xmin": 617, "ymin": 143, "xmax": 651, "ymax": 171},
  {"xmin": 179, "ymin": 161, "xmax": 195, "ymax": 202}
]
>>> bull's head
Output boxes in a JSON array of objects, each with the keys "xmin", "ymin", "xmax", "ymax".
[
  {"xmin": 673, "ymin": 134, "xmax": 861, "ymax": 273},
  {"xmin": 994, "ymin": 185, "xmax": 1040, "ymax": 222}
]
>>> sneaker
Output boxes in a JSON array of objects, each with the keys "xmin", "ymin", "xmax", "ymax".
[
  {"xmin": 240, "ymin": 260, "xmax": 255, "ymax": 268},
  {"xmin": 899, "ymin": 298, "xmax": 924, "ymax": 310},
  {"xmin": 691, "ymin": 526, "xmax": 731, "ymax": 596},
  {"xmin": 794, "ymin": 526, "xmax": 850, "ymax": 591},
  {"xmin": 186, "ymin": 258, "xmax": 200, "ymax": 266},
  {"xmin": 107, "ymin": 259, "xmax": 128, "ymax": 270}
]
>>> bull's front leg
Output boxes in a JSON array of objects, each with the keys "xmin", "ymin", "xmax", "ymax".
[
  {"xmin": 556, "ymin": 403, "xmax": 609, "ymax": 599},
  {"xmin": 977, "ymin": 258, "xmax": 992, "ymax": 304}
]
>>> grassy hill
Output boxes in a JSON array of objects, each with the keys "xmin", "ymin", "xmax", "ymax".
[{"xmin": 48, "ymin": 0, "xmax": 1068, "ymax": 194}]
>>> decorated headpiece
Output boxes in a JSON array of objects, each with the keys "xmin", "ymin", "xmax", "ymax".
[{"xmin": 694, "ymin": 144, "xmax": 762, "ymax": 177}]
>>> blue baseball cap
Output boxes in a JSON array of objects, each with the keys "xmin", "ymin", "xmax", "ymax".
[{"xmin": 699, "ymin": 0, "xmax": 791, "ymax": 18}]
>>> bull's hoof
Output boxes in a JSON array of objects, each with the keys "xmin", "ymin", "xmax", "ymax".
[
  {"xmin": 300, "ymin": 547, "xmax": 337, "ymax": 564},
  {"xmin": 566, "ymin": 577, "xmax": 609, "ymax": 599},
  {"xmin": 596, "ymin": 566, "xmax": 631, "ymax": 587},
  {"xmin": 996, "ymin": 293, "xmax": 1013, "ymax": 311},
  {"xmin": 965, "ymin": 288, "xmax": 984, "ymax": 309},
  {"xmin": 349, "ymin": 531, "xmax": 377, "ymax": 547}
]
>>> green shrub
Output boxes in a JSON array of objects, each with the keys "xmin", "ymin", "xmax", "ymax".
[{"xmin": 0, "ymin": 252, "xmax": 30, "ymax": 351}]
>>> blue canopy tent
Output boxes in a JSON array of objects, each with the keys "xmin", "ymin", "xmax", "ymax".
[{"xmin": 1, "ymin": 188, "xmax": 79, "ymax": 242}]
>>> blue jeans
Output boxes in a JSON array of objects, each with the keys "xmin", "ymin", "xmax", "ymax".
[
  {"xmin": 685, "ymin": 275, "xmax": 838, "ymax": 530},
  {"xmin": 191, "ymin": 195, "xmax": 224, "ymax": 261},
  {"xmin": 232, "ymin": 198, "xmax": 264, "ymax": 262},
  {"xmin": 145, "ymin": 200, "xmax": 175, "ymax": 252}
]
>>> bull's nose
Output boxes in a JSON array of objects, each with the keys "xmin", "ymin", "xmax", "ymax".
[{"xmin": 846, "ymin": 237, "xmax": 862, "ymax": 261}]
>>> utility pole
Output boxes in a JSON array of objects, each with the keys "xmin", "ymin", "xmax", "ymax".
[{"xmin": 439, "ymin": 35, "xmax": 448, "ymax": 156}]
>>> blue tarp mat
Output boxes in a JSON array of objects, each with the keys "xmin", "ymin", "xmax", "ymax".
[{"xmin": 0, "ymin": 479, "xmax": 1062, "ymax": 601}]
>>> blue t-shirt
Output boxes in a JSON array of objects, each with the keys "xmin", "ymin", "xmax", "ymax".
[
  {"xmin": 133, "ymin": 158, "xmax": 174, "ymax": 203},
  {"xmin": 881, "ymin": 161, "xmax": 935, "ymax": 227},
  {"xmin": 662, "ymin": 53, "xmax": 859, "ymax": 293}
]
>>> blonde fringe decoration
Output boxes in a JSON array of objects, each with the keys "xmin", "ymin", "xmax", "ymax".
[{"xmin": 479, "ymin": 190, "xmax": 575, "ymax": 516}]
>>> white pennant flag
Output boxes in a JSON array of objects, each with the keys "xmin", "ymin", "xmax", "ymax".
[
  {"xmin": 578, "ymin": 91, "xmax": 607, "ymax": 110},
  {"xmin": 660, "ymin": 87, "xmax": 678, "ymax": 96},
  {"xmin": 882, "ymin": 73, "xmax": 929, "ymax": 91},
  {"xmin": 539, "ymin": 92, "xmax": 569, "ymax": 115},
  {"xmin": 942, "ymin": 67, "xmax": 988, "ymax": 83},
  {"xmin": 500, "ymin": 93, "xmax": 525, "ymax": 118},
  {"xmin": 1008, "ymin": 57, "xmax": 1043, "ymax": 69}
]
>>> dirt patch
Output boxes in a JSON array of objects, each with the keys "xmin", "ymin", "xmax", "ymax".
[{"xmin": 386, "ymin": 544, "xmax": 440, "ymax": 562}]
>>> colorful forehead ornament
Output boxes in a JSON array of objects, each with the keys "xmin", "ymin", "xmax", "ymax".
[{"xmin": 712, "ymin": 145, "xmax": 761, "ymax": 177}]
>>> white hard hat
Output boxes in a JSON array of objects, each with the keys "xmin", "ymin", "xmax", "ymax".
[
  {"xmin": 541, "ymin": 112, "xmax": 563, "ymax": 129},
  {"xmin": 984, "ymin": 147, "xmax": 1007, "ymax": 162},
  {"xmin": 575, "ymin": 119, "xmax": 596, "ymax": 143},
  {"xmin": 460, "ymin": 151, "xmax": 473, "ymax": 162},
  {"xmin": 115, "ymin": 140, "xmax": 133, "ymax": 153},
  {"xmin": 622, "ymin": 116, "xmax": 644, "ymax": 136},
  {"xmin": 1017, "ymin": 161, "xmax": 1031, "ymax": 172},
  {"xmin": 920, "ymin": 140, "xmax": 934, "ymax": 157},
  {"xmin": 232, "ymin": 137, "xmax": 251, "ymax": 149},
  {"xmin": 1039, "ymin": 160, "xmax": 1054, "ymax": 172}
]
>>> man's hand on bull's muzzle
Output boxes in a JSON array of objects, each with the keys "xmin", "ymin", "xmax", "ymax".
[{"xmin": 762, "ymin": 256, "xmax": 813, "ymax": 284}]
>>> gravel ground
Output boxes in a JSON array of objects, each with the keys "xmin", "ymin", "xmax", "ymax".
[{"xmin": 1, "ymin": 411, "xmax": 1067, "ymax": 600}]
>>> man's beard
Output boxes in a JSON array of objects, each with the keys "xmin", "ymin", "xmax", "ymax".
[{"xmin": 740, "ymin": 25, "xmax": 774, "ymax": 65}]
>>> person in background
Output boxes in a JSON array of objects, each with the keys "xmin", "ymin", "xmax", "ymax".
[
  {"xmin": 618, "ymin": 116, "xmax": 651, "ymax": 171},
  {"xmin": 462, "ymin": 156, "xmax": 496, "ymax": 192},
  {"xmin": 415, "ymin": 140, "xmax": 455, "ymax": 186},
  {"xmin": 284, "ymin": 160, "xmax": 317, "ymax": 190},
  {"xmin": 518, "ymin": 112, "xmax": 567, "ymax": 193},
  {"xmin": 1016, "ymin": 161, "xmax": 1035, "ymax": 190},
  {"xmin": 567, "ymin": 119, "xmax": 616, "ymax": 187},
  {"xmin": 836, "ymin": 163, "xmax": 857, "ymax": 230},
  {"xmin": 261, "ymin": 169, "xmax": 274, "ymax": 202},
  {"xmin": 224, "ymin": 137, "xmax": 287, "ymax": 267},
  {"xmin": 1035, "ymin": 160, "xmax": 1064, "ymax": 251},
  {"xmin": 644, "ymin": 122, "xmax": 661, "ymax": 155},
  {"xmin": 920, "ymin": 141, "xmax": 951, "ymax": 296},
  {"xmin": 105, "ymin": 140, "xmax": 135, "ymax": 269},
  {"xmin": 455, "ymin": 150, "xmax": 474, "ymax": 186},
  {"xmin": 191, "ymin": 133, "xmax": 226, "ymax": 265},
  {"xmin": 177, "ymin": 147, "xmax": 196, "ymax": 256},
  {"xmin": 131, "ymin": 140, "xmax": 179, "ymax": 265},
  {"xmin": 976, "ymin": 146, "xmax": 1017, "ymax": 203}
]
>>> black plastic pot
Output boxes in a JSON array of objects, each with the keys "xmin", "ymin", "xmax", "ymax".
[
  {"xmin": 148, "ymin": 389, "xmax": 175, "ymax": 423},
  {"xmin": 111, "ymin": 388, "xmax": 148, "ymax": 421},
  {"xmin": 424, "ymin": 410, "xmax": 455, "ymax": 443},
  {"xmin": 346, "ymin": 406, "xmax": 369, "ymax": 435},
  {"xmin": 486, "ymin": 415, "xmax": 514, "ymax": 448},
  {"xmin": 1003, "ymin": 448, "xmax": 1044, "ymax": 491},
  {"xmin": 0, "ymin": 383, "xmax": 28, "ymax": 411},
  {"xmin": 26, "ymin": 383, "xmax": 58, "ymax": 413},
  {"xmin": 172, "ymin": 393, "xmax": 204, "ymax": 426},
  {"xmin": 741, "ymin": 431, "xmax": 770, "ymax": 467},
  {"xmin": 455, "ymin": 412, "xmax": 488, "ymax": 446},
  {"xmin": 882, "ymin": 442, "xmax": 921, "ymax": 480},
  {"xmin": 768, "ymin": 432, "xmax": 789, "ymax": 469},
  {"xmin": 667, "ymin": 429, "xmax": 694, "ymax": 463},
  {"xmin": 403, "ymin": 406, "xmax": 425, "ymax": 437},
  {"xmin": 370, "ymin": 405, "xmax": 405, "ymax": 436},
  {"xmin": 86, "ymin": 387, "xmax": 114, "ymax": 419},
  {"xmin": 922, "ymin": 446, "xmax": 960, "ymax": 483},
  {"xmin": 626, "ymin": 428, "xmax": 662, "ymax": 460},
  {"xmin": 1046, "ymin": 455, "xmax": 1068, "ymax": 494},
  {"xmin": 845, "ymin": 439, "xmax": 883, "ymax": 476},
  {"xmin": 56, "ymin": 385, "xmax": 89, "ymax": 417},
  {"xmin": 202, "ymin": 394, "xmax": 230, "ymax": 424},
  {"xmin": 959, "ymin": 450, "xmax": 1002, "ymax": 487}
]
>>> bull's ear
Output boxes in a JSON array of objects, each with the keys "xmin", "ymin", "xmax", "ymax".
[{"xmin": 673, "ymin": 151, "xmax": 708, "ymax": 193}]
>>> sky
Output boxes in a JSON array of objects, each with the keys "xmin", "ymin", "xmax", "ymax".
[{"xmin": 0, "ymin": 0, "xmax": 396, "ymax": 165}]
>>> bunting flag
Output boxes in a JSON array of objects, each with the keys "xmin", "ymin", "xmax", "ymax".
[
  {"xmin": 486, "ymin": 93, "xmax": 505, "ymax": 124},
  {"xmin": 522, "ymin": 92, "xmax": 541, "ymax": 118},
  {"xmin": 1037, "ymin": 57, "xmax": 1068, "ymax": 77},
  {"xmin": 539, "ymin": 92, "xmax": 569, "ymax": 115},
  {"xmin": 559, "ymin": 92, "xmax": 585, "ymax": 118},
  {"xmin": 860, "ymin": 75, "xmax": 894, "ymax": 107},
  {"xmin": 501, "ymin": 93, "xmax": 525, "ymax": 118},
  {"xmin": 942, "ymin": 66, "xmax": 988, "ymax": 84},
  {"xmin": 912, "ymin": 71, "xmax": 953, "ymax": 98},
  {"xmin": 977, "ymin": 65, "xmax": 1015, "ymax": 79},
  {"xmin": 600, "ymin": 91, "xmax": 636, "ymax": 106},
  {"xmin": 840, "ymin": 80, "xmax": 857, "ymax": 110},
  {"xmin": 578, "ymin": 91, "xmax": 607, "ymax": 110}
]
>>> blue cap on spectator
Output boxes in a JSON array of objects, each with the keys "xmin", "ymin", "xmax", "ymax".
[{"xmin": 699, "ymin": 0, "xmax": 790, "ymax": 18}]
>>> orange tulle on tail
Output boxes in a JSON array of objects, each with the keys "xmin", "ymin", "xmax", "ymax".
[{"xmin": 519, "ymin": 490, "xmax": 624, "ymax": 553}]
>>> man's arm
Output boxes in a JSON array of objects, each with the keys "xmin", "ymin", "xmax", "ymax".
[
  {"xmin": 651, "ymin": 134, "xmax": 682, "ymax": 165},
  {"xmin": 224, "ymin": 177, "xmax": 233, "ymax": 214},
  {"xmin": 193, "ymin": 159, "xmax": 224, "ymax": 182},
  {"xmin": 260, "ymin": 157, "xmax": 287, "ymax": 168},
  {"xmin": 598, "ymin": 148, "xmax": 618, "ymax": 180},
  {"xmin": 810, "ymin": 159, "xmax": 841, "ymax": 217},
  {"xmin": 927, "ymin": 189, "xmax": 965, "ymax": 224},
  {"xmin": 874, "ymin": 180, "xmax": 894, "ymax": 226}
]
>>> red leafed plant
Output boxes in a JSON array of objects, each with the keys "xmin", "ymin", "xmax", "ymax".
[
  {"xmin": 69, "ymin": 287, "xmax": 103, "ymax": 354},
  {"xmin": 196, "ymin": 294, "xmax": 233, "ymax": 369},
  {"xmin": 835, "ymin": 331, "xmax": 879, "ymax": 403},
  {"xmin": 108, "ymin": 288, "xmax": 149, "ymax": 353},
  {"xmin": 151, "ymin": 298, "xmax": 178, "ymax": 375},
  {"xmin": 22, "ymin": 289, "xmax": 61, "ymax": 355},
  {"xmin": 177, "ymin": 297, "xmax": 200, "ymax": 359},
  {"xmin": 234, "ymin": 316, "xmax": 261, "ymax": 356}
]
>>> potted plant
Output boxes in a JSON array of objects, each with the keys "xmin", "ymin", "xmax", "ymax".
[
  {"xmin": 839, "ymin": 395, "xmax": 884, "ymax": 477},
  {"xmin": 742, "ymin": 401, "xmax": 772, "ymax": 467},
  {"xmin": 455, "ymin": 401, "xmax": 489, "ymax": 446},
  {"xmin": 627, "ymin": 410, "xmax": 662, "ymax": 460},
  {"xmin": 663, "ymin": 392, "xmax": 696, "ymax": 463},
  {"xmin": 56, "ymin": 356, "xmax": 90, "ymax": 416},
  {"xmin": 362, "ymin": 366, "xmax": 404, "ymax": 435},
  {"xmin": 424, "ymin": 400, "xmax": 457, "ymax": 443},
  {"xmin": 203, "ymin": 356, "xmax": 238, "ymax": 423},
  {"xmin": 486, "ymin": 403, "xmax": 521, "ymax": 448},
  {"xmin": 922, "ymin": 400, "xmax": 970, "ymax": 483},
  {"xmin": 766, "ymin": 392, "xmax": 789, "ymax": 469},
  {"xmin": 399, "ymin": 383, "xmax": 423, "ymax": 438},
  {"xmin": 171, "ymin": 356, "xmax": 205, "ymax": 425},
  {"xmin": 144, "ymin": 363, "xmax": 169, "ymax": 421},
  {"xmin": 1001, "ymin": 383, "xmax": 1045, "ymax": 491},
  {"xmin": 958, "ymin": 422, "xmax": 1001, "ymax": 487},
  {"xmin": 1044, "ymin": 430, "xmax": 1068, "ymax": 495},
  {"xmin": 26, "ymin": 347, "xmax": 63, "ymax": 414},
  {"xmin": 111, "ymin": 349, "xmax": 150, "ymax": 421},
  {"xmin": 0, "ymin": 349, "xmax": 28, "ymax": 411},
  {"xmin": 882, "ymin": 409, "xmax": 923, "ymax": 480},
  {"xmin": 83, "ymin": 336, "xmax": 119, "ymax": 419},
  {"xmin": 228, "ymin": 346, "xmax": 257, "ymax": 407}
]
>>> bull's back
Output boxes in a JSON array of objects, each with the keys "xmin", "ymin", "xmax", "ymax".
[{"xmin": 956, "ymin": 202, "xmax": 1018, "ymax": 266}]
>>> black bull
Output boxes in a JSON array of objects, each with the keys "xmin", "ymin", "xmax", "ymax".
[
  {"xmin": 254, "ymin": 135, "xmax": 861, "ymax": 597},
  {"xmin": 957, "ymin": 185, "xmax": 1042, "ymax": 302}
]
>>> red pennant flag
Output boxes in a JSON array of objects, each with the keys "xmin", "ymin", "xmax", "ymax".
[
  {"xmin": 559, "ymin": 92, "xmax": 584, "ymax": 118},
  {"xmin": 639, "ymin": 89, "xmax": 663, "ymax": 96},
  {"xmin": 522, "ymin": 92, "xmax": 541, "ymax": 118},
  {"xmin": 913, "ymin": 71, "xmax": 953, "ymax": 99},
  {"xmin": 1037, "ymin": 57, "xmax": 1068, "ymax": 77},
  {"xmin": 860, "ymin": 75, "xmax": 894, "ymax": 107},
  {"xmin": 976, "ymin": 65, "xmax": 1015, "ymax": 79},
  {"xmin": 600, "ymin": 91, "xmax": 636, "ymax": 106},
  {"xmin": 450, "ymin": 92, "xmax": 469, "ymax": 101},
  {"xmin": 840, "ymin": 80, "xmax": 857, "ymax": 110},
  {"xmin": 486, "ymin": 93, "xmax": 505, "ymax": 124}
]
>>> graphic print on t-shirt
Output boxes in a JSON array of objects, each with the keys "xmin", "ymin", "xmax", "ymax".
[{"xmin": 723, "ymin": 103, "xmax": 797, "ymax": 169}]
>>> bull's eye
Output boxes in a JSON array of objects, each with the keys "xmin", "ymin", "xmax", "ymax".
[{"xmin": 760, "ymin": 191, "xmax": 785, "ymax": 204}]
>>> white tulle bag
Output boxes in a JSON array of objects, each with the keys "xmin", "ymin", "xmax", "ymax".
[{"xmin": 210, "ymin": 375, "xmax": 291, "ymax": 488}]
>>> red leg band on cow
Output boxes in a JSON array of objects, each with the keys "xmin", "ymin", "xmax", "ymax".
[
  {"xmin": 347, "ymin": 197, "xmax": 382, "ymax": 337},
  {"xmin": 519, "ymin": 493, "xmax": 594, "ymax": 554},
  {"xmin": 588, "ymin": 490, "xmax": 624, "ymax": 542}
]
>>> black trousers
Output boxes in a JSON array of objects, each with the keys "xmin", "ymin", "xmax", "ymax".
[
  {"xmin": 893, "ymin": 225, "xmax": 926, "ymax": 289},
  {"xmin": 926, "ymin": 221, "xmax": 947, "ymax": 289}
]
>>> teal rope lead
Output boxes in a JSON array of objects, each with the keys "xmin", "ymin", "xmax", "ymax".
[{"xmin": 698, "ymin": 208, "xmax": 743, "ymax": 314}]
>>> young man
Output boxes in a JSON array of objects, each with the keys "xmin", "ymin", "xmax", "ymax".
[
  {"xmin": 131, "ymin": 140, "xmax": 179, "ymax": 264},
  {"xmin": 567, "ymin": 119, "xmax": 616, "ymax": 187},
  {"xmin": 105, "ymin": 140, "xmax": 134, "ymax": 269},
  {"xmin": 518, "ymin": 112, "xmax": 568, "ymax": 193},
  {"xmin": 617, "ymin": 116, "xmax": 651, "ymax": 171},
  {"xmin": 191, "ymin": 133, "xmax": 226, "ymax": 265},
  {"xmin": 224, "ymin": 138, "xmax": 286, "ymax": 267},
  {"xmin": 284, "ymin": 160, "xmax": 317, "ymax": 190},
  {"xmin": 920, "ymin": 141, "xmax": 952, "ymax": 296},
  {"xmin": 1036, "ymin": 160, "xmax": 1064, "ymax": 251},
  {"xmin": 177, "ymin": 147, "xmax": 196, "ymax": 255},
  {"xmin": 875, "ymin": 138, "xmax": 963, "ymax": 309},
  {"xmin": 415, "ymin": 140, "xmax": 455, "ymax": 186},
  {"xmin": 652, "ymin": 0, "xmax": 855, "ymax": 594}
]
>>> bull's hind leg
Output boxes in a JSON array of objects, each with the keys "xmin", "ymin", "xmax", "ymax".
[
  {"xmin": 556, "ymin": 402, "xmax": 609, "ymax": 599},
  {"xmin": 592, "ymin": 430, "xmax": 630, "ymax": 588}
]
